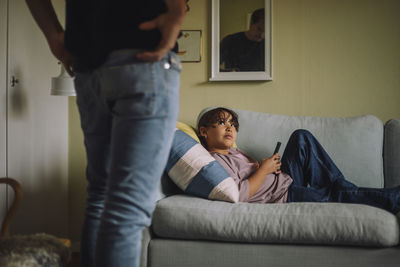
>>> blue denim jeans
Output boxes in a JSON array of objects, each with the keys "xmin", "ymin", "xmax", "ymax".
[
  {"xmin": 282, "ymin": 130, "xmax": 400, "ymax": 214},
  {"xmin": 74, "ymin": 49, "xmax": 181, "ymax": 267}
]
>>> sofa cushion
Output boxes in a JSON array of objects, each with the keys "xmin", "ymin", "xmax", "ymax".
[
  {"xmin": 165, "ymin": 130, "xmax": 239, "ymax": 203},
  {"xmin": 176, "ymin": 121, "xmax": 201, "ymax": 143},
  {"xmin": 232, "ymin": 109, "xmax": 384, "ymax": 188},
  {"xmin": 152, "ymin": 195, "xmax": 399, "ymax": 247}
]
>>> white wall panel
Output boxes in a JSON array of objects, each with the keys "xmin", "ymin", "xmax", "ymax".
[
  {"xmin": 0, "ymin": 0, "xmax": 9, "ymax": 228},
  {"xmin": 4, "ymin": 0, "xmax": 68, "ymax": 237}
]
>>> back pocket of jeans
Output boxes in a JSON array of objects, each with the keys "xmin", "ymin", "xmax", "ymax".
[{"xmin": 101, "ymin": 62, "xmax": 157, "ymax": 118}]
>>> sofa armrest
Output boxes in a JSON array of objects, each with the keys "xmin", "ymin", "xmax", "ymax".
[{"xmin": 384, "ymin": 119, "xmax": 400, "ymax": 187}]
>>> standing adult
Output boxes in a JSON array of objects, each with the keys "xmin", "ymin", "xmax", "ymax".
[{"xmin": 25, "ymin": 0, "xmax": 187, "ymax": 266}]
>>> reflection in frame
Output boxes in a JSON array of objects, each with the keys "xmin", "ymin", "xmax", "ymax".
[{"xmin": 210, "ymin": 0, "xmax": 272, "ymax": 81}]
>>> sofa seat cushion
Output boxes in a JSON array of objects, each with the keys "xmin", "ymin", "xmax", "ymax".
[{"xmin": 152, "ymin": 195, "xmax": 400, "ymax": 247}]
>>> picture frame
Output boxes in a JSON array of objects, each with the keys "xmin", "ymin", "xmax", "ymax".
[
  {"xmin": 177, "ymin": 30, "xmax": 202, "ymax": 62},
  {"xmin": 210, "ymin": 0, "xmax": 272, "ymax": 81}
]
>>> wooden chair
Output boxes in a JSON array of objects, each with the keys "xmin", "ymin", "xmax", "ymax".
[
  {"xmin": 0, "ymin": 177, "xmax": 22, "ymax": 238},
  {"xmin": 0, "ymin": 177, "xmax": 71, "ymax": 266}
]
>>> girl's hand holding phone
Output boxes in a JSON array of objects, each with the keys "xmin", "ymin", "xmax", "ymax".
[{"xmin": 260, "ymin": 155, "xmax": 281, "ymax": 175}]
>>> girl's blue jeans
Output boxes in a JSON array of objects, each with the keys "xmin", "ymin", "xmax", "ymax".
[
  {"xmin": 282, "ymin": 130, "xmax": 400, "ymax": 214},
  {"xmin": 74, "ymin": 50, "xmax": 181, "ymax": 267}
]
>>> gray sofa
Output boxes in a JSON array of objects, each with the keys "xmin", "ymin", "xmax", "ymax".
[{"xmin": 140, "ymin": 108, "xmax": 400, "ymax": 267}]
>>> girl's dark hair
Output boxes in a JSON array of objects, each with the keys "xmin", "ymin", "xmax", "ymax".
[{"xmin": 197, "ymin": 107, "xmax": 239, "ymax": 148}]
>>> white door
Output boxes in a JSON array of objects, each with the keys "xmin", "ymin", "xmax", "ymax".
[
  {"xmin": 0, "ymin": 0, "xmax": 8, "ymax": 223},
  {"xmin": 2, "ymin": 0, "xmax": 69, "ymax": 237}
]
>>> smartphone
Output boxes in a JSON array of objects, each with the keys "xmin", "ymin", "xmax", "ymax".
[
  {"xmin": 273, "ymin": 141, "xmax": 282, "ymax": 177},
  {"xmin": 273, "ymin": 142, "xmax": 281, "ymax": 155}
]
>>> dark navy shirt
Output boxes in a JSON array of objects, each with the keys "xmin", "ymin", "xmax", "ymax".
[
  {"xmin": 65, "ymin": 0, "xmax": 172, "ymax": 71},
  {"xmin": 220, "ymin": 32, "xmax": 265, "ymax": 72}
]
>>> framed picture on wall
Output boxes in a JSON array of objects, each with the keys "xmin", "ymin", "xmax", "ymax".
[
  {"xmin": 177, "ymin": 30, "xmax": 202, "ymax": 62},
  {"xmin": 210, "ymin": 0, "xmax": 272, "ymax": 81}
]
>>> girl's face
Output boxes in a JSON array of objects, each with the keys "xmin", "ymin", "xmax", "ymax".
[{"xmin": 199, "ymin": 111, "xmax": 238, "ymax": 152}]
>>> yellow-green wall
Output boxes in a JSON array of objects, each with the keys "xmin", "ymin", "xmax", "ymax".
[{"xmin": 68, "ymin": 0, "xmax": 400, "ymax": 242}]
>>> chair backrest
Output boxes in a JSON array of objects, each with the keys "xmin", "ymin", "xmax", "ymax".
[{"xmin": 0, "ymin": 178, "xmax": 22, "ymax": 237}]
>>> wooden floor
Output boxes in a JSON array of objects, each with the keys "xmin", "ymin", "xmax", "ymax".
[{"xmin": 68, "ymin": 252, "xmax": 80, "ymax": 267}]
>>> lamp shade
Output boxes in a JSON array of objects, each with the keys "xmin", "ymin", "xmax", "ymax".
[{"xmin": 51, "ymin": 65, "xmax": 76, "ymax": 96}]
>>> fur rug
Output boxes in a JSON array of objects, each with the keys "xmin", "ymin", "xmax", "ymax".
[{"xmin": 0, "ymin": 233, "xmax": 71, "ymax": 267}]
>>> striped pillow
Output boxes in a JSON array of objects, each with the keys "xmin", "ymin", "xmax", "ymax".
[{"xmin": 165, "ymin": 130, "xmax": 239, "ymax": 203}]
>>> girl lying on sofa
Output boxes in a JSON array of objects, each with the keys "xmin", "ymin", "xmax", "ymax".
[{"xmin": 197, "ymin": 107, "xmax": 400, "ymax": 214}]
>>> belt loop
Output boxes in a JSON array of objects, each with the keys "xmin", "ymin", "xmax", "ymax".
[
  {"xmin": 169, "ymin": 52, "xmax": 182, "ymax": 70},
  {"xmin": 163, "ymin": 52, "xmax": 172, "ymax": 70}
]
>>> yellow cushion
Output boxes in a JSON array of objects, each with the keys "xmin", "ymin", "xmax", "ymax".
[{"xmin": 176, "ymin": 122, "xmax": 200, "ymax": 143}]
